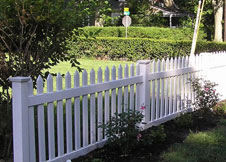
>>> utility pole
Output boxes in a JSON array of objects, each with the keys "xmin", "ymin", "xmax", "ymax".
[
  {"xmin": 224, "ymin": 0, "xmax": 226, "ymax": 41},
  {"xmin": 191, "ymin": 1, "xmax": 202, "ymax": 55}
]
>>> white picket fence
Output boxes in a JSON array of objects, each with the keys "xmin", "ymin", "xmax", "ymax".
[{"xmin": 10, "ymin": 51, "xmax": 226, "ymax": 162}]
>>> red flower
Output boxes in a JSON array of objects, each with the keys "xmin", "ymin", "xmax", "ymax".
[
  {"xmin": 137, "ymin": 133, "xmax": 142, "ymax": 141},
  {"xmin": 141, "ymin": 105, "xmax": 146, "ymax": 110}
]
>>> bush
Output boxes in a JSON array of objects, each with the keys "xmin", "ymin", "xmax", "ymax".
[
  {"xmin": 191, "ymin": 78, "xmax": 220, "ymax": 120},
  {"xmin": 68, "ymin": 37, "xmax": 226, "ymax": 61},
  {"xmin": 139, "ymin": 125, "xmax": 166, "ymax": 146},
  {"xmin": 78, "ymin": 27, "xmax": 206, "ymax": 41},
  {"xmin": 99, "ymin": 110, "xmax": 143, "ymax": 155}
]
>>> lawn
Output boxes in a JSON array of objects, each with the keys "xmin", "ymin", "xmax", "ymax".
[
  {"xmin": 161, "ymin": 119, "xmax": 226, "ymax": 162},
  {"xmin": 47, "ymin": 58, "xmax": 134, "ymax": 76},
  {"xmin": 42, "ymin": 58, "xmax": 134, "ymax": 92}
]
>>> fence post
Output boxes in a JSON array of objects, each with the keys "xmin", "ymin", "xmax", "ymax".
[
  {"xmin": 137, "ymin": 60, "xmax": 151, "ymax": 125},
  {"xmin": 10, "ymin": 77, "xmax": 31, "ymax": 162}
]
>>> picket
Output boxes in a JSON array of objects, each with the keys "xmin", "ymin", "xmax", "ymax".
[
  {"xmin": 118, "ymin": 65, "xmax": 123, "ymax": 114},
  {"xmin": 82, "ymin": 70, "xmax": 89, "ymax": 146},
  {"xmin": 173, "ymin": 58, "xmax": 177, "ymax": 113},
  {"xmin": 47, "ymin": 74, "xmax": 55, "ymax": 159},
  {"xmin": 181, "ymin": 57, "xmax": 185, "ymax": 110},
  {"xmin": 151, "ymin": 60, "xmax": 156, "ymax": 121},
  {"xmin": 10, "ymin": 51, "xmax": 226, "ymax": 162},
  {"xmin": 90, "ymin": 69, "xmax": 96, "ymax": 143},
  {"xmin": 74, "ymin": 71, "xmax": 81, "ymax": 149},
  {"xmin": 28, "ymin": 79, "xmax": 36, "ymax": 162},
  {"xmin": 156, "ymin": 60, "xmax": 161, "ymax": 119},
  {"xmin": 165, "ymin": 58, "xmax": 169, "ymax": 116},
  {"xmin": 37, "ymin": 76, "xmax": 46, "ymax": 162},
  {"xmin": 160, "ymin": 59, "xmax": 165, "ymax": 118},
  {"xmin": 66, "ymin": 72, "xmax": 73, "ymax": 152},
  {"xmin": 56, "ymin": 73, "xmax": 64, "ymax": 156},
  {"xmin": 135, "ymin": 63, "xmax": 140, "ymax": 111},
  {"xmin": 104, "ymin": 67, "xmax": 110, "ymax": 127},
  {"xmin": 98, "ymin": 68, "xmax": 103, "ymax": 141},
  {"xmin": 130, "ymin": 64, "xmax": 135, "ymax": 110},
  {"xmin": 169, "ymin": 58, "xmax": 173, "ymax": 114},
  {"xmin": 124, "ymin": 64, "xmax": 129, "ymax": 112},
  {"xmin": 111, "ymin": 66, "xmax": 116, "ymax": 117}
]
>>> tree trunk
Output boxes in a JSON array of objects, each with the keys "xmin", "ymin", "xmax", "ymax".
[{"xmin": 212, "ymin": 0, "xmax": 223, "ymax": 42}]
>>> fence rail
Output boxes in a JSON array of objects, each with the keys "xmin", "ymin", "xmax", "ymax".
[{"xmin": 10, "ymin": 51, "xmax": 226, "ymax": 162}]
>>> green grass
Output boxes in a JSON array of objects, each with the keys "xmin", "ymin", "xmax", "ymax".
[
  {"xmin": 161, "ymin": 119, "xmax": 226, "ymax": 162},
  {"xmin": 47, "ymin": 58, "xmax": 134, "ymax": 75},
  {"xmin": 42, "ymin": 58, "xmax": 134, "ymax": 92}
]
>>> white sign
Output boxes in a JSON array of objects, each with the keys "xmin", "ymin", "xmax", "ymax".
[{"xmin": 122, "ymin": 16, "xmax": 132, "ymax": 27}]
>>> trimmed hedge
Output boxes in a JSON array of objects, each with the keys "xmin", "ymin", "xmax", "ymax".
[
  {"xmin": 68, "ymin": 37, "xmax": 226, "ymax": 61},
  {"xmin": 78, "ymin": 27, "xmax": 207, "ymax": 41}
]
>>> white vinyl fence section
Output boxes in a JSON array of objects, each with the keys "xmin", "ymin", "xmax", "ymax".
[{"xmin": 10, "ymin": 51, "xmax": 226, "ymax": 162}]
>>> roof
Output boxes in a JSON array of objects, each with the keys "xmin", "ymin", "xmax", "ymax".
[{"xmin": 150, "ymin": 5, "xmax": 194, "ymax": 17}]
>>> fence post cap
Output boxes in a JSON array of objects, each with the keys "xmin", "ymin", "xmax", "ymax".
[
  {"xmin": 137, "ymin": 60, "xmax": 150, "ymax": 64},
  {"xmin": 9, "ymin": 77, "xmax": 31, "ymax": 83}
]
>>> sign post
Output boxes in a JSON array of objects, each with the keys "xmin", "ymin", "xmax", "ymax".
[{"xmin": 122, "ymin": 8, "xmax": 131, "ymax": 38}]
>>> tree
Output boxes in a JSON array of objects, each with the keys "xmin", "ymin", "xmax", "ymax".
[
  {"xmin": 76, "ymin": 0, "xmax": 112, "ymax": 26},
  {"xmin": 212, "ymin": 0, "xmax": 223, "ymax": 42},
  {"xmin": 0, "ymin": 0, "xmax": 83, "ymax": 157}
]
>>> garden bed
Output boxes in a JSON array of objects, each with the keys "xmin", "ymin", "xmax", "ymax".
[{"xmin": 72, "ymin": 109, "xmax": 224, "ymax": 162}]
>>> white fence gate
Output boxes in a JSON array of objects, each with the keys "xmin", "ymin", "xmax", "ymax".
[{"xmin": 10, "ymin": 51, "xmax": 226, "ymax": 162}]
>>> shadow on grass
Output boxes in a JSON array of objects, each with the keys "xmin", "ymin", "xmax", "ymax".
[{"xmin": 161, "ymin": 119, "xmax": 226, "ymax": 162}]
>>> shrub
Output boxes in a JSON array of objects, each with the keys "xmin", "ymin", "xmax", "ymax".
[
  {"xmin": 213, "ymin": 100, "xmax": 226, "ymax": 116},
  {"xmin": 139, "ymin": 125, "xmax": 166, "ymax": 146},
  {"xmin": 78, "ymin": 27, "xmax": 206, "ymax": 41},
  {"xmin": 99, "ymin": 110, "xmax": 143, "ymax": 155},
  {"xmin": 173, "ymin": 113, "xmax": 194, "ymax": 129},
  {"xmin": 68, "ymin": 37, "xmax": 226, "ymax": 61},
  {"xmin": 191, "ymin": 78, "xmax": 220, "ymax": 119}
]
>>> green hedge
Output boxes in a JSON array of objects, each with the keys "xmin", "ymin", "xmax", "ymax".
[
  {"xmin": 68, "ymin": 37, "xmax": 226, "ymax": 61},
  {"xmin": 78, "ymin": 27, "xmax": 207, "ymax": 41}
]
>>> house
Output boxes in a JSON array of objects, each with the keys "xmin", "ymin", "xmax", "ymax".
[{"xmin": 108, "ymin": 0, "xmax": 193, "ymax": 27}]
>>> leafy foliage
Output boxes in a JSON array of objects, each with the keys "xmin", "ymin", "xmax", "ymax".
[
  {"xmin": 68, "ymin": 37, "xmax": 226, "ymax": 61},
  {"xmin": 191, "ymin": 78, "xmax": 220, "ymax": 119},
  {"xmin": 78, "ymin": 27, "xmax": 206, "ymax": 40},
  {"xmin": 175, "ymin": 0, "xmax": 214, "ymax": 40},
  {"xmin": 0, "ymin": 0, "xmax": 86, "ymax": 157},
  {"xmin": 100, "ymin": 110, "xmax": 143, "ymax": 155}
]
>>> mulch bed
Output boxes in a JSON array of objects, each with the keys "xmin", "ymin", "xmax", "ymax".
[{"xmin": 73, "ymin": 112, "xmax": 220, "ymax": 162}]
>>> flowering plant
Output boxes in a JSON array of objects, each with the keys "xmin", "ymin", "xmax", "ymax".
[{"xmin": 191, "ymin": 78, "xmax": 220, "ymax": 118}]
